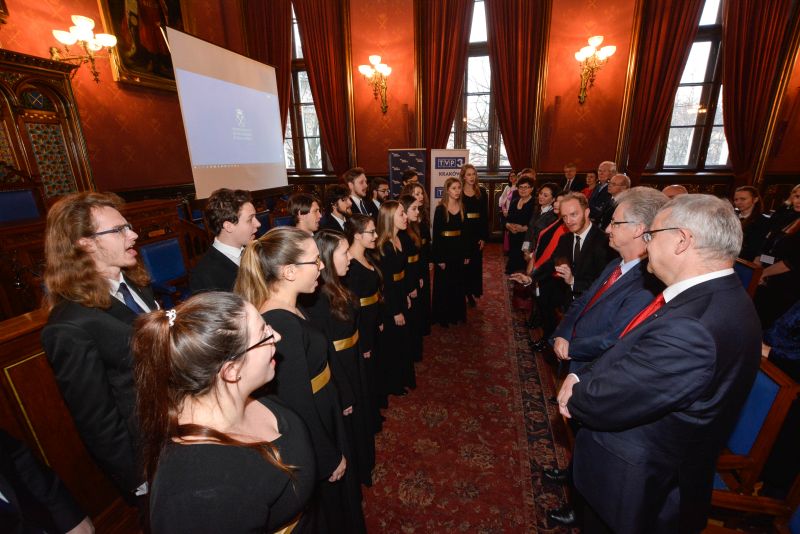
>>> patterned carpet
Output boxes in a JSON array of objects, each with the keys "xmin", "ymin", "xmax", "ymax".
[{"xmin": 363, "ymin": 244, "xmax": 574, "ymax": 533}]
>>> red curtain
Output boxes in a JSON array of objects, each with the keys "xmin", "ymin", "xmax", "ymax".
[
  {"xmin": 485, "ymin": 0, "xmax": 549, "ymax": 171},
  {"xmin": 242, "ymin": 0, "xmax": 293, "ymax": 133},
  {"xmin": 722, "ymin": 0, "xmax": 795, "ymax": 186},
  {"xmin": 293, "ymin": 0, "xmax": 350, "ymax": 175},
  {"xmin": 421, "ymin": 0, "xmax": 474, "ymax": 150},
  {"xmin": 624, "ymin": 0, "xmax": 704, "ymax": 182}
]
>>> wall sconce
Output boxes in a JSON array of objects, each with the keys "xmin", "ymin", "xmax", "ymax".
[
  {"xmin": 574, "ymin": 36, "xmax": 616, "ymax": 104},
  {"xmin": 357, "ymin": 55, "xmax": 391, "ymax": 114},
  {"xmin": 49, "ymin": 15, "xmax": 117, "ymax": 83}
]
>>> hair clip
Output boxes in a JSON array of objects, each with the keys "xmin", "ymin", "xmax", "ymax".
[{"xmin": 166, "ymin": 309, "xmax": 177, "ymax": 327}]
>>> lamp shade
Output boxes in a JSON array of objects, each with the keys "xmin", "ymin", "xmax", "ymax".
[
  {"xmin": 53, "ymin": 29, "xmax": 78, "ymax": 45},
  {"xmin": 375, "ymin": 63, "xmax": 390, "ymax": 76},
  {"xmin": 69, "ymin": 25, "xmax": 94, "ymax": 42},
  {"xmin": 95, "ymin": 33, "xmax": 118, "ymax": 47},
  {"xmin": 588, "ymin": 35, "xmax": 604, "ymax": 48},
  {"xmin": 71, "ymin": 15, "xmax": 95, "ymax": 30},
  {"xmin": 599, "ymin": 45, "xmax": 616, "ymax": 58},
  {"xmin": 358, "ymin": 65, "xmax": 374, "ymax": 76},
  {"xmin": 580, "ymin": 45, "xmax": 595, "ymax": 58},
  {"xmin": 368, "ymin": 55, "xmax": 381, "ymax": 65}
]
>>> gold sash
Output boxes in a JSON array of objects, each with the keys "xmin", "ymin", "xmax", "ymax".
[
  {"xmin": 272, "ymin": 515, "xmax": 301, "ymax": 534},
  {"xmin": 393, "ymin": 270, "xmax": 406, "ymax": 281},
  {"xmin": 360, "ymin": 292, "xmax": 379, "ymax": 306},
  {"xmin": 407, "ymin": 254, "xmax": 420, "ymax": 263},
  {"xmin": 441, "ymin": 230, "xmax": 461, "ymax": 237},
  {"xmin": 333, "ymin": 330, "xmax": 359, "ymax": 351},
  {"xmin": 310, "ymin": 363, "xmax": 331, "ymax": 394},
  {"xmin": 466, "ymin": 212, "xmax": 481, "ymax": 219}
]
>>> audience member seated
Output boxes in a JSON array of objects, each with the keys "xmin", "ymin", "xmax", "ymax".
[
  {"xmin": 41, "ymin": 192, "xmax": 155, "ymax": 505},
  {"xmin": 134, "ymin": 292, "xmax": 316, "ymax": 533},
  {"xmin": 598, "ymin": 173, "xmax": 631, "ymax": 231},
  {"xmin": 581, "ymin": 171, "xmax": 597, "ymax": 199},
  {"xmin": 288, "ymin": 192, "xmax": 323, "ymax": 235},
  {"xmin": 522, "ymin": 182, "xmax": 559, "ymax": 263},
  {"xmin": 735, "ymin": 185, "xmax": 771, "ymax": 261},
  {"xmin": 189, "ymin": 188, "xmax": 260, "ymax": 294},
  {"xmin": 662, "ymin": 184, "xmax": 689, "ymax": 199},
  {"xmin": 320, "ymin": 184, "xmax": 352, "ymax": 232},
  {"xmin": 561, "ymin": 162, "xmax": 585, "ymax": 193},
  {"xmin": 588, "ymin": 161, "xmax": 615, "ymax": 224}
]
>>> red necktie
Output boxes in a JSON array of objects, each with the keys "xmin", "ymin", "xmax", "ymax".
[
  {"xmin": 581, "ymin": 265, "xmax": 623, "ymax": 316},
  {"xmin": 619, "ymin": 293, "xmax": 665, "ymax": 338}
]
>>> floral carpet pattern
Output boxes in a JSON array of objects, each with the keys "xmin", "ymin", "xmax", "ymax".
[{"xmin": 363, "ymin": 245, "xmax": 573, "ymax": 532}]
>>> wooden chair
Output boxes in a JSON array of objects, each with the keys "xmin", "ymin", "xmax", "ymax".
[
  {"xmin": 715, "ymin": 357, "xmax": 799, "ymax": 496},
  {"xmin": 0, "ymin": 165, "xmax": 46, "ymax": 225},
  {"xmin": 734, "ymin": 258, "xmax": 764, "ymax": 298}
]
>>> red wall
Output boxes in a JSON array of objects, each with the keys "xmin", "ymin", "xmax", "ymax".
[
  {"xmin": 349, "ymin": 0, "xmax": 417, "ymax": 175},
  {"xmin": 767, "ymin": 46, "xmax": 800, "ymax": 174},
  {"xmin": 2, "ymin": 0, "xmax": 244, "ymax": 192},
  {"xmin": 538, "ymin": 0, "xmax": 636, "ymax": 173}
]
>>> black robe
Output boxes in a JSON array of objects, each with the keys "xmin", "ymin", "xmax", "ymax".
[{"xmin": 431, "ymin": 205, "xmax": 469, "ymax": 326}]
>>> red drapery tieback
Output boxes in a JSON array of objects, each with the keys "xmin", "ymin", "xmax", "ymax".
[{"xmin": 619, "ymin": 293, "xmax": 665, "ymax": 338}]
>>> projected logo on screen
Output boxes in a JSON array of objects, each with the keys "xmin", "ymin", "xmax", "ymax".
[{"xmin": 232, "ymin": 108, "xmax": 253, "ymax": 141}]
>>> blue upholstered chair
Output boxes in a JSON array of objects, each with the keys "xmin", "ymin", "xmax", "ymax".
[
  {"xmin": 707, "ymin": 471, "xmax": 800, "ymax": 534},
  {"xmin": 255, "ymin": 211, "xmax": 271, "ymax": 238},
  {"xmin": 734, "ymin": 258, "xmax": 763, "ymax": 298},
  {"xmin": 271, "ymin": 214, "xmax": 294, "ymax": 227},
  {"xmin": 138, "ymin": 237, "xmax": 190, "ymax": 308}
]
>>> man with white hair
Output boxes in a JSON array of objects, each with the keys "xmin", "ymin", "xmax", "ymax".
[
  {"xmin": 589, "ymin": 160, "xmax": 615, "ymax": 223},
  {"xmin": 557, "ymin": 194, "xmax": 761, "ymax": 533},
  {"xmin": 598, "ymin": 173, "xmax": 631, "ymax": 230}
]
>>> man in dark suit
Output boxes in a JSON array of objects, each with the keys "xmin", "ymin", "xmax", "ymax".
[
  {"xmin": 369, "ymin": 177, "xmax": 390, "ymax": 215},
  {"xmin": 345, "ymin": 167, "xmax": 373, "ymax": 217},
  {"xmin": 598, "ymin": 173, "xmax": 631, "ymax": 231},
  {"xmin": 41, "ymin": 192, "xmax": 157, "ymax": 503},
  {"xmin": 589, "ymin": 160, "xmax": 615, "ymax": 223},
  {"xmin": 542, "ymin": 187, "xmax": 667, "ymax": 526},
  {"xmin": 189, "ymin": 188, "xmax": 261, "ymax": 294},
  {"xmin": 287, "ymin": 192, "xmax": 323, "ymax": 234},
  {"xmin": 558, "ymin": 194, "xmax": 761, "ymax": 533},
  {"xmin": 0, "ymin": 429, "xmax": 92, "ymax": 534},
  {"xmin": 319, "ymin": 184, "xmax": 352, "ymax": 232},
  {"xmin": 562, "ymin": 162, "xmax": 586, "ymax": 193}
]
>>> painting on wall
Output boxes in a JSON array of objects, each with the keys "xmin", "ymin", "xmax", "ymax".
[{"xmin": 97, "ymin": 0, "xmax": 186, "ymax": 90}]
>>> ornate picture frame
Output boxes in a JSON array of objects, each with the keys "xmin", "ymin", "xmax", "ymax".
[{"xmin": 96, "ymin": 0, "xmax": 186, "ymax": 91}]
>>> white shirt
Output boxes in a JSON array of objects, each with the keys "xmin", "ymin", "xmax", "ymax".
[
  {"xmin": 331, "ymin": 213, "xmax": 346, "ymax": 229},
  {"xmin": 663, "ymin": 268, "xmax": 735, "ymax": 303},
  {"xmin": 212, "ymin": 237, "xmax": 243, "ymax": 266},
  {"xmin": 350, "ymin": 194, "xmax": 368, "ymax": 215},
  {"xmin": 372, "ymin": 198, "xmax": 381, "ymax": 209},
  {"xmin": 573, "ymin": 223, "xmax": 593, "ymax": 252},
  {"xmin": 619, "ymin": 256, "xmax": 641, "ymax": 276},
  {"xmin": 109, "ymin": 272, "xmax": 153, "ymax": 312}
]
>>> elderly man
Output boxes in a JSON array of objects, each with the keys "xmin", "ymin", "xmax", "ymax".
[
  {"xmin": 589, "ymin": 160, "xmax": 615, "ymax": 223},
  {"xmin": 562, "ymin": 162, "xmax": 586, "ymax": 192},
  {"xmin": 558, "ymin": 194, "xmax": 761, "ymax": 533},
  {"xmin": 662, "ymin": 183, "xmax": 689, "ymax": 199},
  {"xmin": 598, "ymin": 173, "xmax": 631, "ymax": 230}
]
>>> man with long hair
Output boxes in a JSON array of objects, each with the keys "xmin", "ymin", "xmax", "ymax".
[{"xmin": 41, "ymin": 192, "xmax": 156, "ymax": 502}]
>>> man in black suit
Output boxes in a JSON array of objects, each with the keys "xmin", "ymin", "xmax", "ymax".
[
  {"xmin": 369, "ymin": 177, "xmax": 390, "ymax": 214},
  {"xmin": 41, "ymin": 192, "xmax": 157, "ymax": 502},
  {"xmin": 562, "ymin": 162, "xmax": 586, "ymax": 193},
  {"xmin": 345, "ymin": 167, "xmax": 373, "ymax": 217},
  {"xmin": 287, "ymin": 192, "xmax": 323, "ymax": 234},
  {"xmin": 589, "ymin": 160, "xmax": 615, "ymax": 223},
  {"xmin": 189, "ymin": 188, "xmax": 261, "ymax": 294},
  {"xmin": 558, "ymin": 194, "xmax": 761, "ymax": 533},
  {"xmin": 598, "ymin": 173, "xmax": 631, "ymax": 231},
  {"xmin": 319, "ymin": 184, "xmax": 352, "ymax": 232},
  {"xmin": 0, "ymin": 429, "xmax": 92, "ymax": 534}
]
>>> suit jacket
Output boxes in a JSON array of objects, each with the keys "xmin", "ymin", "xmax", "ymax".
[
  {"xmin": 598, "ymin": 198, "xmax": 618, "ymax": 231},
  {"xmin": 568, "ymin": 274, "xmax": 761, "ymax": 533},
  {"xmin": 319, "ymin": 214, "xmax": 345, "ymax": 233},
  {"xmin": 0, "ymin": 429, "xmax": 85, "ymax": 534},
  {"xmin": 563, "ymin": 176, "xmax": 587, "ymax": 193},
  {"xmin": 534, "ymin": 225, "xmax": 615, "ymax": 298},
  {"xmin": 189, "ymin": 245, "xmax": 239, "ymax": 294},
  {"xmin": 40, "ymin": 279, "xmax": 156, "ymax": 496},
  {"xmin": 365, "ymin": 199, "xmax": 380, "ymax": 219},
  {"xmin": 551, "ymin": 259, "xmax": 664, "ymax": 372},
  {"xmin": 589, "ymin": 183, "xmax": 612, "ymax": 223},
  {"xmin": 350, "ymin": 195, "xmax": 372, "ymax": 217}
]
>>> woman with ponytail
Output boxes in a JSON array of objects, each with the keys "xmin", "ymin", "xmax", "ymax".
[
  {"xmin": 303, "ymin": 229, "xmax": 376, "ymax": 487},
  {"xmin": 432, "ymin": 177, "xmax": 469, "ymax": 326},
  {"xmin": 398, "ymin": 194, "xmax": 425, "ymax": 363},
  {"xmin": 235, "ymin": 226, "xmax": 366, "ymax": 533},
  {"xmin": 133, "ymin": 292, "xmax": 316, "ymax": 533},
  {"xmin": 401, "ymin": 182, "xmax": 432, "ymax": 335}
]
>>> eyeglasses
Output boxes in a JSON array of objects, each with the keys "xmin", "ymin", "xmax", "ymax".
[
  {"xmin": 377, "ymin": 189, "xmax": 389, "ymax": 194},
  {"xmin": 228, "ymin": 331, "xmax": 276, "ymax": 361},
  {"xmin": 608, "ymin": 220, "xmax": 634, "ymax": 227},
  {"xmin": 361, "ymin": 230, "xmax": 377, "ymax": 235},
  {"xmin": 517, "ymin": 185, "xmax": 532, "ymax": 190},
  {"xmin": 640, "ymin": 227, "xmax": 682, "ymax": 243},
  {"xmin": 91, "ymin": 223, "xmax": 134, "ymax": 237},
  {"xmin": 295, "ymin": 256, "xmax": 322, "ymax": 268}
]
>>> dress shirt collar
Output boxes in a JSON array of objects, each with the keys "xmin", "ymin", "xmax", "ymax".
[
  {"xmin": 619, "ymin": 256, "xmax": 641, "ymax": 276},
  {"xmin": 212, "ymin": 237, "xmax": 243, "ymax": 266},
  {"xmin": 108, "ymin": 272, "xmax": 153, "ymax": 312},
  {"xmin": 574, "ymin": 222, "xmax": 592, "ymax": 248},
  {"xmin": 541, "ymin": 204, "xmax": 553, "ymax": 214},
  {"xmin": 663, "ymin": 268, "xmax": 735, "ymax": 303},
  {"xmin": 331, "ymin": 213, "xmax": 346, "ymax": 229},
  {"xmin": 350, "ymin": 194, "xmax": 365, "ymax": 212}
]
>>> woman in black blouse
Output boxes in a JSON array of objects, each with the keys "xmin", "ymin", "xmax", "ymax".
[
  {"xmin": 460, "ymin": 164, "xmax": 489, "ymax": 307},
  {"xmin": 344, "ymin": 214, "xmax": 385, "ymax": 432},
  {"xmin": 304, "ymin": 229, "xmax": 375, "ymax": 487},
  {"xmin": 236, "ymin": 227, "xmax": 366, "ymax": 533},
  {"xmin": 375, "ymin": 200, "xmax": 416, "ymax": 395},
  {"xmin": 399, "ymin": 194, "xmax": 425, "ymax": 363},
  {"xmin": 432, "ymin": 177, "xmax": 469, "ymax": 327},
  {"xmin": 133, "ymin": 291, "xmax": 316, "ymax": 533},
  {"xmin": 505, "ymin": 176, "xmax": 536, "ymax": 273},
  {"xmin": 401, "ymin": 183, "xmax": 432, "ymax": 336}
]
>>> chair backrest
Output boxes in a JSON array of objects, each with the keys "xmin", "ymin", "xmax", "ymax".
[
  {"xmin": 726, "ymin": 370, "xmax": 781, "ymax": 455},
  {"xmin": 0, "ymin": 190, "xmax": 40, "ymax": 223},
  {"xmin": 272, "ymin": 215, "xmax": 294, "ymax": 227},
  {"xmin": 139, "ymin": 238, "xmax": 187, "ymax": 285},
  {"xmin": 734, "ymin": 258, "xmax": 763, "ymax": 298},
  {"xmin": 255, "ymin": 211, "xmax": 271, "ymax": 238}
]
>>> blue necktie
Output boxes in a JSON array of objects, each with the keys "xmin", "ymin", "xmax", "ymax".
[{"xmin": 118, "ymin": 282, "xmax": 145, "ymax": 315}]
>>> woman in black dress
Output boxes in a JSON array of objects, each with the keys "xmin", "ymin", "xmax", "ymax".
[
  {"xmin": 432, "ymin": 177, "xmax": 470, "ymax": 326},
  {"xmin": 133, "ymin": 292, "xmax": 316, "ymax": 533},
  {"xmin": 375, "ymin": 200, "xmax": 416, "ymax": 395},
  {"xmin": 304, "ymin": 229, "xmax": 375, "ymax": 487},
  {"xmin": 399, "ymin": 195, "xmax": 425, "ymax": 362},
  {"xmin": 401, "ymin": 182, "xmax": 432, "ymax": 336},
  {"xmin": 460, "ymin": 164, "xmax": 489, "ymax": 307},
  {"xmin": 344, "ymin": 214, "xmax": 384, "ymax": 432},
  {"xmin": 734, "ymin": 185, "xmax": 770, "ymax": 261},
  {"xmin": 236, "ymin": 227, "xmax": 366, "ymax": 533},
  {"xmin": 505, "ymin": 176, "xmax": 536, "ymax": 273}
]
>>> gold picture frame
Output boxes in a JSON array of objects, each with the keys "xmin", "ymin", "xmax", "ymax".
[{"xmin": 96, "ymin": 0, "xmax": 187, "ymax": 91}]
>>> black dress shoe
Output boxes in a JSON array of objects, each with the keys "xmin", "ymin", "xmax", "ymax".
[
  {"xmin": 547, "ymin": 505, "xmax": 577, "ymax": 526},
  {"xmin": 542, "ymin": 467, "xmax": 569, "ymax": 482}
]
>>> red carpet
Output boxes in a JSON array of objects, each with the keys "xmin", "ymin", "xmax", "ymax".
[{"xmin": 363, "ymin": 244, "xmax": 571, "ymax": 532}]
